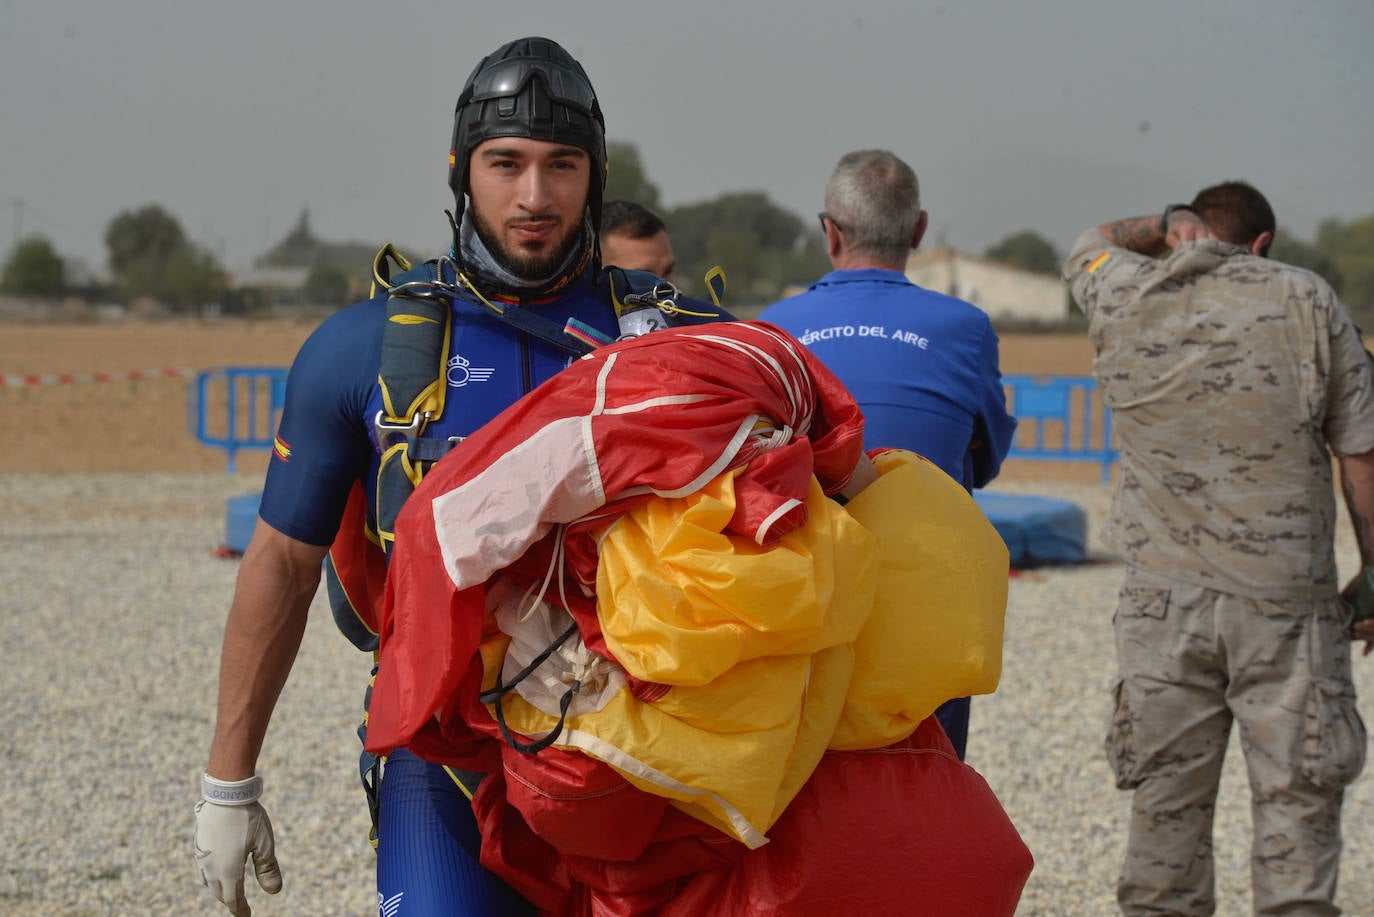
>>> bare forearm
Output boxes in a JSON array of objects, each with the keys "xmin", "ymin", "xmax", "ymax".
[
  {"xmin": 207, "ymin": 521, "xmax": 326, "ymax": 779},
  {"xmin": 1339, "ymin": 451, "xmax": 1374, "ymax": 568},
  {"xmin": 838, "ymin": 451, "xmax": 879, "ymax": 502}
]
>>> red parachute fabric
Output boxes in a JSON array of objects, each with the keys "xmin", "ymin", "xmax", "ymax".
[
  {"xmin": 325, "ymin": 480, "xmax": 388, "ymax": 639},
  {"xmin": 473, "ymin": 718, "xmax": 1032, "ymax": 916}
]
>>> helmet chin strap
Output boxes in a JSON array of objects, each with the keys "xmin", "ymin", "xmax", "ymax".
[{"xmin": 446, "ymin": 208, "xmax": 461, "ymax": 260}]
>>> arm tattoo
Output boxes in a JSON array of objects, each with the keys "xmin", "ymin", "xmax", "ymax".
[{"xmin": 1098, "ymin": 215, "xmax": 1169, "ymax": 257}]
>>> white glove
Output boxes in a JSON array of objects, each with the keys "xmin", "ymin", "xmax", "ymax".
[{"xmin": 194, "ymin": 774, "xmax": 282, "ymax": 916}]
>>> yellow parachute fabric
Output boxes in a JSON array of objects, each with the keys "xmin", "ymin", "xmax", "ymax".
[
  {"xmin": 483, "ymin": 449, "xmax": 1008, "ymax": 847},
  {"xmin": 832, "ymin": 448, "xmax": 1010, "ymax": 748}
]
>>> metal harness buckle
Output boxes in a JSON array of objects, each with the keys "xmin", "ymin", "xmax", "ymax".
[{"xmin": 373, "ymin": 410, "xmax": 428, "ymax": 449}]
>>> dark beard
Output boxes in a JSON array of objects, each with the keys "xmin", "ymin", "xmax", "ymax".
[{"xmin": 470, "ymin": 206, "xmax": 582, "ymax": 281}]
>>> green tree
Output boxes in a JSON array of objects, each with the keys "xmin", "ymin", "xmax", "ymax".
[
  {"xmin": 105, "ymin": 204, "xmax": 188, "ymax": 276},
  {"xmin": 597, "ymin": 140, "xmax": 831, "ymax": 303},
  {"xmin": 1270, "ymin": 227, "xmax": 1343, "ymax": 292},
  {"xmin": 604, "ymin": 141, "xmax": 662, "ymax": 211},
  {"xmin": 104, "ymin": 204, "xmax": 224, "ymax": 311},
  {"xmin": 1317, "ymin": 215, "xmax": 1374, "ymax": 310},
  {"xmin": 983, "ymin": 231, "xmax": 1061, "ymax": 275},
  {"xmin": 305, "ymin": 262, "xmax": 352, "ymax": 306},
  {"xmin": 160, "ymin": 248, "xmax": 225, "ymax": 310},
  {"xmin": 667, "ymin": 193, "xmax": 828, "ymax": 303},
  {"xmin": 1, "ymin": 236, "xmax": 65, "ymax": 297}
]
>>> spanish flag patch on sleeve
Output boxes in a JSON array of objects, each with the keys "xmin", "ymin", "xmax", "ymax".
[{"xmin": 273, "ymin": 435, "xmax": 292, "ymax": 462}]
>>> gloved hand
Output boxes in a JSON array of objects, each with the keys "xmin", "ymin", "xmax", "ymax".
[{"xmin": 193, "ymin": 774, "xmax": 282, "ymax": 916}]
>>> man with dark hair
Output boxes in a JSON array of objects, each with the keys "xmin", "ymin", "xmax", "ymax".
[
  {"xmin": 758, "ymin": 148, "xmax": 1017, "ymax": 760},
  {"xmin": 1066, "ymin": 182, "xmax": 1374, "ymax": 916},
  {"xmin": 192, "ymin": 36, "xmax": 727, "ymax": 916},
  {"xmin": 1189, "ymin": 180, "xmax": 1276, "ymax": 255},
  {"xmin": 600, "ymin": 199, "xmax": 676, "ymax": 280}
]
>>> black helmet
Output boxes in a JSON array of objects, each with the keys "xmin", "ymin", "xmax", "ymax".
[{"xmin": 448, "ymin": 37, "xmax": 607, "ymax": 234}]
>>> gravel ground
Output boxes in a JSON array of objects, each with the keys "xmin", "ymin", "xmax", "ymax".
[{"xmin": 1, "ymin": 473, "xmax": 1370, "ymax": 916}]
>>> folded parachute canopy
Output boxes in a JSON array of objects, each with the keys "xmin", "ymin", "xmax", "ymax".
[{"xmin": 365, "ymin": 320, "xmax": 1030, "ymax": 914}]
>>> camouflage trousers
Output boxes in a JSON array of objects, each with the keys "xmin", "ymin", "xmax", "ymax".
[{"xmin": 1106, "ymin": 569, "xmax": 1366, "ymax": 916}]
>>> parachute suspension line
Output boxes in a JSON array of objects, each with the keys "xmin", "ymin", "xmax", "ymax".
[
  {"xmin": 554, "ymin": 526, "xmax": 573, "ymax": 622},
  {"xmin": 516, "ymin": 525, "xmax": 567, "ymax": 623}
]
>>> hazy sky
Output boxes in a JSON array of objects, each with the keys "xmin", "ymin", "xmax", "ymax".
[{"xmin": 3, "ymin": 0, "xmax": 1371, "ymax": 276}]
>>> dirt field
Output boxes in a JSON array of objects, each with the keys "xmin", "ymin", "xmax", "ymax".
[{"xmin": 0, "ymin": 319, "xmax": 1097, "ymax": 476}]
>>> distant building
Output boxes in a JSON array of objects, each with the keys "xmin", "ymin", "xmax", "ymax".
[
  {"xmin": 231, "ymin": 266, "xmax": 311, "ymax": 291},
  {"xmin": 769, "ymin": 246, "xmax": 1071, "ymax": 325},
  {"xmin": 214, "ymin": 266, "xmax": 308, "ymax": 316},
  {"xmin": 904, "ymin": 247, "xmax": 1068, "ymax": 324}
]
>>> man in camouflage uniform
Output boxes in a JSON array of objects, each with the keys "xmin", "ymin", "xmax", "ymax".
[{"xmin": 1065, "ymin": 181, "xmax": 1374, "ymax": 916}]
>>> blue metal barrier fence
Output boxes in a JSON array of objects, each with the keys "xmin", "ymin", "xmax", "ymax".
[
  {"xmin": 188, "ymin": 367, "xmax": 289, "ymax": 473},
  {"xmin": 1002, "ymin": 374, "xmax": 1117, "ymax": 481},
  {"xmin": 190, "ymin": 367, "xmax": 1118, "ymax": 479}
]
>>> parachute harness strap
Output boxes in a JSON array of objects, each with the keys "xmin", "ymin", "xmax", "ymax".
[{"xmin": 381, "ymin": 255, "xmax": 595, "ymax": 359}]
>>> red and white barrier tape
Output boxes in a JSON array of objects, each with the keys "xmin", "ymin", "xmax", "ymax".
[{"xmin": 0, "ymin": 367, "xmax": 195, "ymax": 387}]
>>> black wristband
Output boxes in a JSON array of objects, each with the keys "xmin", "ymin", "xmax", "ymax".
[{"xmin": 1160, "ymin": 204, "xmax": 1194, "ymax": 233}]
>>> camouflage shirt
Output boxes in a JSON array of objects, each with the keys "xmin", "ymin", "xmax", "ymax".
[{"xmin": 1065, "ymin": 230, "xmax": 1374, "ymax": 599}]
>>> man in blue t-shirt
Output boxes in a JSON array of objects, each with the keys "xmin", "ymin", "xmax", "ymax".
[
  {"xmin": 193, "ymin": 37, "xmax": 726, "ymax": 917},
  {"xmin": 759, "ymin": 148, "xmax": 1016, "ymax": 760}
]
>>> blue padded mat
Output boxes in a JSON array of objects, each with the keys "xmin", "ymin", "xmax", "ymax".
[
  {"xmin": 972, "ymin": 491, "xmax": 1087, "ymax": 567},
  {"xmin": 225, "ymin": 491, "xmax": 262, "ymax": 555}
]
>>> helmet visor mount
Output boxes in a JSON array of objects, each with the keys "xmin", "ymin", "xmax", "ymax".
[{"xmin": 458, "ymin": 57, "xmax": 599, "ymax": 114}]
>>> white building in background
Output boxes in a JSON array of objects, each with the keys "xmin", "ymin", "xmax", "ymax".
[
  {"xmin": 904, "ymin": 247, "xmax": 1069, "ymax": 324},
  {"xmin": 759, "ymin": 246, "xmax": 1072, "ymax": 323},
  {"xmin": 230, "ymin": 265, "xmax": 310, "ymax": 292}
]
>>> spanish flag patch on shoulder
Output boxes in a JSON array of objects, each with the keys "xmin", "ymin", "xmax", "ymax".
[
  {"xmin": 273, "ymin": 436, "xmax": 291, "ymax": 461},
  {"xmin": 1087, "ymin": 252, "xmax": 1112, "ymax": 273}
]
